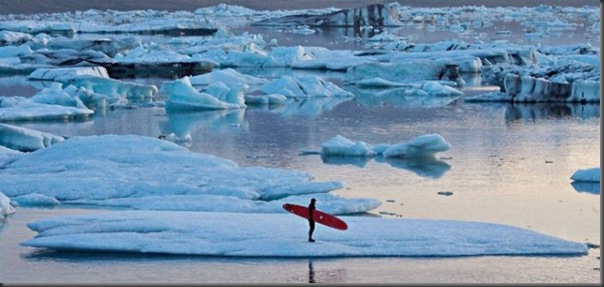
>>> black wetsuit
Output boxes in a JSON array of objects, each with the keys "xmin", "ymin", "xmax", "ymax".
[{"xmin": 308, "ymin": 201, "xmax": 316, "ymax": 241}]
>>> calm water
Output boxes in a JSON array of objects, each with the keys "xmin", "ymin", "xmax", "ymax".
[
  {"xmin": 0, "ymin": 9, "xmax": 601, "ymax": 284},
  {"xmin": 1, "ymin": 87, "xmax": 600, "ymax": 283}
]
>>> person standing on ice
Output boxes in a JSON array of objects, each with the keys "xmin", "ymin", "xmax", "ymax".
[{"xmin": 308, "ymin": 198, "xmax": 316, "ymax": 242}]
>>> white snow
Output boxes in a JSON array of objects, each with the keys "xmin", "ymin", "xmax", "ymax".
[{"xmin": 21, "ymin": 210, "xmax": 588, "ymax": 257}]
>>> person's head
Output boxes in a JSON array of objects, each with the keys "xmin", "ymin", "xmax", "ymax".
[{"xmin": 311, "ymin": 198, "xmax": 316, "ymax": 203}]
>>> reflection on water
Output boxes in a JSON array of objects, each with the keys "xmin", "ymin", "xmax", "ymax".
[
  {"xmin": 505, "ymin": 103, "xmax": 600, "ymax": 124},
  {"xmin": 321, "ymin": 154, "xmax": 451, "ymax": 179},
  {"xmin": 378, "ymin": 156, "xmax": 451, "ymax": 179},
  {"xmin": 570, "ymin": 182, "xmax": 600, "ymax": 195},
  {"xmin": 321, "ymin": 154, "xmax": 371, "ymax": 168},
  {"xmin": 350, "ymin": 86, "xmax": 462, "ymax": 108},
  {"xmin": 161, "ymin": 109, "xmax": 246, "ymax": 146},
  {"xmin": 272, "ymin": 97, "xmax": 353, "ymax": 118}
]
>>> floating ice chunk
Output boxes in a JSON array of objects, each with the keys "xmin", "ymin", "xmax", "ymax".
[
  {"xmin": 71, "ymin": 77, "xmax": 158, "ymax": 102},
  {"xmin": 30, "ymin": 82, "xmax": 89, "ymax": 109},
  {"xmin": 570, "ymin": 167, "xmax": 600, "ymax": 183},
  {"xmin": 0, "ymin": 95, "xmax": 94, "ymax": 122},
  {"xmin": 382, "ymin": 134, "xmax": 451, "ymax": 159},
  {"xmin": 162, "ymin": 76, "xmax": 245, "ymax": 110},
  {"xmin": 0, "ymin": 123, "xmax": 64, "ymax": 152},
  {"xmin": 28, "ymin": 66, "xmax": 157, "ymax": 105},
  {"xmin": 320, "ymin": 135, "xmax": 376, "ymax": 157},
  {"xmin": 261, "ymin": 75, "xmax": 354, "ymax": 98},
  {"xmin": 188, "ymin": 68, "xmax": 268, "ymax": 86},
  {"xmin": 503, "ymin": 73, "xmax": 599, "ymax": 103},
  {"xmin": 28, "ymin": 67, "xmax": 110, "ymax": 81}
]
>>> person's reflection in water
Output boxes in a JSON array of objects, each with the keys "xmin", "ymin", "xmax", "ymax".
[{"xmin": 308, "ymin": 260, "xmax": 315, "ymax": 283}]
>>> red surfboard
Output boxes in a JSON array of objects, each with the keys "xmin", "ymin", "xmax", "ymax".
[{"xmin": 282, "ymin": 203, "xmax": 348, "ymax": 230}]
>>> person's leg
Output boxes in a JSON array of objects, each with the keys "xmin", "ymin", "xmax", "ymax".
[{"xmin": 308, "ymin": 221, "xmax": 315, "ymax": 242}]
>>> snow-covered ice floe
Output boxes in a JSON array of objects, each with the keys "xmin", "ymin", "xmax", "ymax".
[
  {"xmin": 0, "ymin": 134, "xmax": 379, "ymax": 214},
  {"xmin": 21, "ymin": 210, "xmax": 588, "ymax": 257}
]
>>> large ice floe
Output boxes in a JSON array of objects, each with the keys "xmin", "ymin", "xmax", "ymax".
[{"xmin": 20, "ymin": 210, "xmax": 588, "ymax": 257}]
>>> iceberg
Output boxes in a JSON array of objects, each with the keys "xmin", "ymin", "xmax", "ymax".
[{"xmin": 161, "ymin": 76, "xmax": 246, "ymax": 110}]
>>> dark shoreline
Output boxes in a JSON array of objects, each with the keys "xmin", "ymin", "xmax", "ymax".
[{"xmin": 0, "ymin": 0, "xmax": 598, "ymax": 15}]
